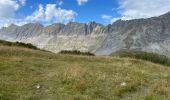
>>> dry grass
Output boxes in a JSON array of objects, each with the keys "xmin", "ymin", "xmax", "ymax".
[{"xmin": 0, "ymin": 46, "xmax": 170, "ymax": 100}]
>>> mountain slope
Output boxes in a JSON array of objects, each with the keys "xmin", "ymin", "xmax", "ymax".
[
  {"xmin": 0, "ymin": 12, "xmax": 170, "ymax": 57},
  {"xmin": 0, "ymin": 41, "xmax": 170, "ymax": 100}
]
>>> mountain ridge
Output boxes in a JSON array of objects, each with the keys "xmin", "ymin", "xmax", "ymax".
[{"xmin": 0, "ymin": 12, "xmax": 170, "ymax": 57}]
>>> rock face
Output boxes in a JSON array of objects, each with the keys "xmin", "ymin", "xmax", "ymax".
[{"xmin": 0, "ymin": 12, "xmax": 170, "ymax": 57}]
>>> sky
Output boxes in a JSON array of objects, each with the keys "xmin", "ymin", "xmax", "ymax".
[{"xmin": 0, "ymin": 0, "xmax": 170, "ymax": 27}]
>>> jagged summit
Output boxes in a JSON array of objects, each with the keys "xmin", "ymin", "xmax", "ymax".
[
  {"xmin": 9, "ymin": 24, "xmax": 19, "ymax": 27},
  {"xmin": 21, "ymin": 23, "xmax": 44, "ymax": 28},
  {"xmin": 3, "ymin": 11, "xmax": 170, "ymax": 30},
  {"xmin": 45, "ymin": 23, "xmax": 65, "ymax": 27},
  {"xmin": 0, "ymin": 11, "xmax": 170, "ymax": 57},
  {"xmin": 159, "ymin": 11, "xmax": 170, "ymax": 18}
]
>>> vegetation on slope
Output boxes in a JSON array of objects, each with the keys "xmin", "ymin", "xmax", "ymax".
[
  {"xmin": 112, "ymin": 50, "xmax": 170, "ymax": 67},
  {"xmin": 59, "ymin": 50, "xmax": 95, "ymax": 56},
  {"xmin": 0, "ymin": 44, "xmax": 170, "ymax": 100},
  {"xmin": 0, "ymin": 40, "xmax": 38, "ymax": 50}
]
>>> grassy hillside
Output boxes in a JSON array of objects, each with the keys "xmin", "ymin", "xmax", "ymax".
[
  {"xmin": 0, "ymin": 42, "xmax": 170, "ymax": 100},
  {"xmin": 112, "ymin": 50, "xmax": 170, "ymax": 67}
]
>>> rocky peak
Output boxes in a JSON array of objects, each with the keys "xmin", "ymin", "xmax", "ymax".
[
  {"xmin": 45, "ymin": 23, "xmax": 65, "ymax": 29},
  {"xmin": 67, "ymin": 22, "xmax": 85, "ymax": 26},
  {"xmin": 0, "ymin": 24, "xmax": 19, "ymax": 33},
  {"xmin": 159, "ymin": 11, "xmax": 170, "ymax": 19},
  {"xmin": 8, "ymin": 24, "xmax": 19, "ymax": 29},
  {"xmin": 1, "ymin": 11, "xmax": 170, "ymax": 57},
  {"xmin": 22, "ymin": 23, "xmax": 43, "ymax": 28},
  {"xmin": 43, "ymin": 23, "xmax": 65, "ymax": 35},
  {"xmin": 88, "ymin": 21, "xmax": 103, "ymax": 27},
  {"xmin": 88, "ymin": 21, "xmax": 97, "ymax": 26}
]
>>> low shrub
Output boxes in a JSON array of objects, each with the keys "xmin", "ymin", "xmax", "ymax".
[
  {"xmin": 112, "ymin": 50, "xmax": 170, "ymax": 67},
  {"xmin": 59, "ymin": 50, "xmax": 95, "ymax": 56},
  {"xmin": 0, "ymin": 40, "xmax": 38, "ymax": 50}
]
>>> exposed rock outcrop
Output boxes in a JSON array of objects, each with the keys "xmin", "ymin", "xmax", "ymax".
[{"xmin": 0, "ymin": 12, "xmax": 170, "ymax": 57}]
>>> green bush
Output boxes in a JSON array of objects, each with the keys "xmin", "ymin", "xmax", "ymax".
[
  {"xmin": 59, "ymin": 50, "xmax": 95, "ymax": 56},
  {"xmin": 0, "ymin": 40, "xmax": 38, "ymax": 50},
  {"xmin": 112, "ymin": 50, "xmax": 170, "ymax": 67}
]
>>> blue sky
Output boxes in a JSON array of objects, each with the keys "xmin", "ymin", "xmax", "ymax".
[
  {"xmin": 16, "ymin": 0, "xmax": 120, "ymax": 24},
  {"xmin": 0, "ymin": 0, "xmax": 170, "ymax": 27}
]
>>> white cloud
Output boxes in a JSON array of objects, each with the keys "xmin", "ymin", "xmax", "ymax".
[
  {"xmin": 26, "ymin": 4, "xmax": 44, "ymax": 22},
  {"xmin": 45, "ymin": 4, "xmax": 76, "ymax": 23},
  {"xmin": 0, "ymin": 0, "xmax": 19, "ymax": 18},
  {"xmin": 102, "ymin": 0, "xmax": 170, "ymax": 24},
  {"xmin": 101, "ymin": 14, "xmax": 119, "ymax": 23},
  {"xmin": 0, "ymin": 0, "xmax": 27, "ymax": 19},
  {"xmin": 101, "ymin": 15, "xmax": 113, "ymax": 20},
  {"xmin": 118, "ymin": 0, "xmax": 170, "ymax": 19},
  {"xmin": 57, "ymin": 0, "xmax": 63, "ymax": 6},
  {"xmin": 0, "ymin": 19, "xmax": 29, "ymax": 28},
  {"xmin": 18, "ymin": 0, "xmax": 26, "ymax": 6},
  {"xmin": 45, "ymin": 4, "xmax": 56, "ymax": 21},
  {"xmin": 0, "ymin": 0, "xmax": 28, "ymax": 27},
  {"xmin": 26, "ymin": 4, "xmax": 77, "ymax": 24},
  {"xmin": 77, "ymin": 0, "xmax": 88, "ymax": 6},
  {"xmin": 0, "ymin": 3, "xmax": 77, "ymax": 28}
]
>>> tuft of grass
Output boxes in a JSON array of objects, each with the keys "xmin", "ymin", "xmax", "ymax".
[{"xmin": 145, "ymin": 77, "xmax": 170, "ymax": 100}]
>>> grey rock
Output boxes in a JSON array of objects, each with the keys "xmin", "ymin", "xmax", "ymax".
[{"xmin": 1, "ymin": 12, "xmax": 170, "ymax": 57}]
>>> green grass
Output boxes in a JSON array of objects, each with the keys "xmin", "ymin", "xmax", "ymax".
[
  {"xmin": 0, "ymin": 43, "xmax": 170, "ymax": 100},
  {"xmin": 111, "ymin": 50, "xmax": 170, "ymax": 67}
]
